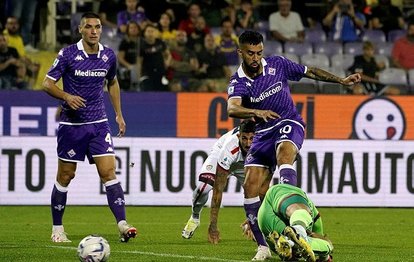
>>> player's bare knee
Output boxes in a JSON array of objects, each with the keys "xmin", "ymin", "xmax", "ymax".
[
  {"xmin": 57, "ymin": 170, "xmax": 75, "ymax": 185},
  {"xmin": 277, "ymin": 144, "xmax": 297, "ymax": 164},
  {"xmin": 98, "ymin": 169, "xmax": 116, "ymax": 183}
]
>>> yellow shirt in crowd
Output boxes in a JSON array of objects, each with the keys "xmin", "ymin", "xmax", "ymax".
[{"xmin": 3, "ymin": 29, "xmax": 26, "ymax": 57}]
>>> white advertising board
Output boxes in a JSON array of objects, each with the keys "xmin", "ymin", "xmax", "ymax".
[{"xmin": 0, "ymin": 137, "xmax": 413, "ymax": 206}]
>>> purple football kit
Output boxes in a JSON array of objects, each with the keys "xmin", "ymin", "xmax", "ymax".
[
  {"xmin": 227, "ymin": 56, "xmax": 307, "ymax": 172},
  {"xmin": 46, "ymin": 40, "xmax": 117, "ymax": 163}
]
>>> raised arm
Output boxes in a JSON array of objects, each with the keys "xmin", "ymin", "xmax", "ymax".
[
  {"xmin": 346, "ymin": 4, "xmax": 365, "ymax": 29},
  {"xmin": 305, "ymin": 67, "xmax": 361, "ymax": 86},
  {"xmin": 107, "ymin": 78, "xmax": 126, "ymax": 137},
  {"xmin": 322, "ymin": 4, "xmax": 339, "ymax": 27}
]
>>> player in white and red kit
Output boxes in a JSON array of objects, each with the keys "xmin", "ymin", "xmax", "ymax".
[
  {"xmin": 43, "ymin": 12, "xmax": 136, "ymax": 243},
  {"xmin": 227, "ymin": 30, "xmax": 361, "ymax": 260},
  {"xmin": 182, "ymin": 120, "xmax": 262, "ymax": 242}
]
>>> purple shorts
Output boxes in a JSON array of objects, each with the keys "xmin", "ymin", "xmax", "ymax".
[
  {"xmin": 57, "ymin": 121, "xmax": 115, "ymax": 164},
  {"xmin": 244, "ymin": 120, "xmax": 305, "ymax": 171}
]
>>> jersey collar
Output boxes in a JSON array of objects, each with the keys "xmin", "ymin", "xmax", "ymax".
[
  {"xmin": 76, "ymin": 39, "xmax": 104, "ymax": 58},
  {"xmin": 237, "ymin": 58, "xmax": 267, "ymax": 81}
]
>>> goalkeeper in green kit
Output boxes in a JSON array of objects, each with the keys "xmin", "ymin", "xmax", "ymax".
[{"xmin": 256, "ymin": 184, "xmax": 333, "ymax": 262}]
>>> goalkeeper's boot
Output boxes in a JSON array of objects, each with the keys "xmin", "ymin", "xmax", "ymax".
[
  {"xmin": 51, "ymin": 226, "xmax": 71, "ymax": 243},
  {"xmin": 267, "ymin": 231, "xmax": 293, "ymax": 261},
  {"xmin": 251, "ymin": 245, "xmax": 272, "ymax": 261},
  {"xmin": 181, "ymin": 216, "xmax": 200, "ymax": 239},
  {"xmin": 118, "ymin": 221, "xmax": 137, "ymax": 243},
  {"xmin": 284, "ymin": 226, "xmax": 316, "ymax": 262}
]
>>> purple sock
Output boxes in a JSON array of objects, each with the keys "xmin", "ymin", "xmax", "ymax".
[
  {"xmin": 106, "ymin": 181, "xmax": 126, "ymax": 223},
  {"xmin": 279, "ymin": 165, "xmax": 297, "ymax": 186},
  {"xmin": 51, "ymin": 184, "xmax": 67, "ymax": 225},
  {"xmin": 244, "ymin": 199, "xmax": 267, "ymax": 247}
]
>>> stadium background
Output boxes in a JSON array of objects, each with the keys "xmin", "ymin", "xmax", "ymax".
[
  {"xmin": 1, "ymin": 0, "xmax": 413, "ymax": 207},
  {"xmin": 1, "ymin": 91, "xmax": 413, "ymax": 207}
]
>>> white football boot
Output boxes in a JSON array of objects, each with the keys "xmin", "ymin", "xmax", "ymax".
[
  {"xmin": 181, "ymin": 216, "xmax": 200, "ymax": 239},
  {"xmin": 118, "ymin": 220, "xmax": 137, "ymax": 243},
  {"xmin": 51, "ymin": 226, "xmax": 71, "ymax": 243},
  {"xmin": 251, "ymin": 245, "xmax": 272, "ymax": 261}
]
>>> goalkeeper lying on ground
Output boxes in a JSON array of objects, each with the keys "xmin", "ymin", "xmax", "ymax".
[{"xmin": 254, "ymin": 183, "xmax": 333, "ymax": 261}]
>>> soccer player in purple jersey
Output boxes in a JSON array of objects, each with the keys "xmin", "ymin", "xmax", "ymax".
[
  {"xmin": 226, "ymin": 31, "xmax": 361, "ymax": 261},
  {"xmin": 42, "ymin": 12, "xmax": 136, "ymax": 243}
]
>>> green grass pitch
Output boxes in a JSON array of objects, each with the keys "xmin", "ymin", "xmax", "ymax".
[{"xmin": 0, "ymin": 206, "xmax": 413, "ymax": 261}]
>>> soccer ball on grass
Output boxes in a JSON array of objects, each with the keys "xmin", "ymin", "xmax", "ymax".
[{"xmin": 77, "ymin": 234, "xmax": 110, "ymax": 262}]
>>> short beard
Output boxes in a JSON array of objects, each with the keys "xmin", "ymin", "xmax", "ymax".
[{"xmin": 244, "ymin": 62, "xmax": 260, "ymax": 75}]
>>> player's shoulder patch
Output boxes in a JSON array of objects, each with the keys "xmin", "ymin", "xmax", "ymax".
[
  {"xmin": 52, "ymin": 58, "xmax": 60, "ymax": 68},
  {"xmin": 228, "ymin": 85, "xmax": 234, "ymax": 95}
]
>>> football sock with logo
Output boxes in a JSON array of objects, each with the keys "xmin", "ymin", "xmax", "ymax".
[
  {"xmin": 290, "ymin": 209, "xmax": 313, "ymax": 239},
  {"xmin": 279, "ymin": 164, "xmax": 297, "ymax": 186},
  {"xmin": 51, "ymin": 181, "xmax": 68, "ymax": 226},
  {"xmin": 105, "ymin": 180, "xmax": 126, "ymax": 223},
  {"xmin": 192, "ymin": 182, "xmax": 213, "ymax": 220},
  {"xmin": 244, "ymin": 197, "xmax": 267, "ymax": 246}
]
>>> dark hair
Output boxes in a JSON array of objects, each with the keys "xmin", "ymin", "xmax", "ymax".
[
  {"xmin": 143, "ymin": 23, "xmax": 158, "ymax": 33},
  {"xmin": 81, "ymin": 12, "xmax": 100, "ymax": 20},
  {"xmin": 362, "ymin": 41, "xmax": 374, "ymax": 50},
  {"xmin": 239, "ymin": 119, "xmax": 256, "ymax": 133},
  {"xmin": 221, "ymin": 16, "xmax": 233, "ymax": 27},
  {"xmin": 238, "ymin": 30, "xmax": 263, "ymax": 45},
  {"xmin": 158, "ymin": 12, "xmax": 173, "ymax": 31},
  {"xmin": 126, "ymin": 21, "xmax": 140, "ymax": 35}
]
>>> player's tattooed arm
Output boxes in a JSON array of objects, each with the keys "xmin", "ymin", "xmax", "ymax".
[
  {"xmin": 305, "ymin": 67, "xmax": 343, "ymax": 83},
  {"xmin": 306, "ymin": 67, "xmax": 362, "ymax": 86}
]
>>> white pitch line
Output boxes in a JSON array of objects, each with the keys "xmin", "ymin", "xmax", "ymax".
[{"xmin": 46, "ymin": 246, "xmax": 248, "ymax": 262}]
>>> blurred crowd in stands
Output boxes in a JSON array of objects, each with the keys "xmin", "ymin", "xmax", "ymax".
[{"xmin": 1, "ymin": 0, "xmax": 414, "ymax": 95}]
